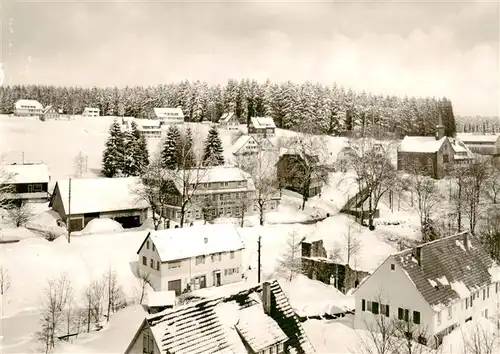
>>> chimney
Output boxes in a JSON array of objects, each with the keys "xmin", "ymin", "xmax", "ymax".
[
  {"xmin": 204, "ymin": 237, "xmax": 208, "ymax": 244},
  {"xmin": 435, "ymin": 113, "xmax": 445, "ymax": 140},
  {"xmin": 262, "ymin": 281, "xmax": 272, "ymax": 315},
  {"xmin": 415, "ymin": 246, "xmax": 422, "ymax": 267},
  {"xmin": 463, "ymin": 233, "xmax": 469, "ymax": 251}
]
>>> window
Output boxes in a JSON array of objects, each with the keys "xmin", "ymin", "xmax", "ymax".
[
  {"xmin": 483, "ymin": 289, "xmax": 486, "ymax": 300},
  {"xmin": 437, "ymin": 311, "xmax": 442, "ymax": 325},
  {"xmin": 278, "ymin": 343, "xmax": 284, "ymax": 353},
  {"xmin": 413, "ymin": 311, "xmax": 421, "ymax": 325},
  {"xmin": 270, "ymin": 345, "xmax": 276, "ymax": 354},
  {"xmin": 404, "ymin": 309, "xmax": 409, "ymax": 322},
  {"xmin": 33, "ymin": 183, "xmax": 43, "ymax": 192},
  {"xmin": 390, "ymin": 263, "xmax": 395, "ymax": 271},
  {"xmin": 156, "ymin": 261, "xmax": 160, "ymax": 271},
  {"xmin": 195, "ymin": 255, "xmax": 206, "ymax": 265},
  {"xmin": 470, "ymin": 295, "xmax": 474, "ymax": 307},
  {"xmin": 146, "ymin": 241, "xmax": 150, "ymax": 250},
  {"xmin": 230, "ymin": 251, "xmax": 235, "ymax": 259},
  {"xmin": 487, "ymin": 286, "xmax": 490, "ymax": 298},
  {"xmin": 381, "ymin": 304, "xmax": 390, "ymax": 317},
  {"xmin": 152, "ymin": 244, "xmax": 156, "ymax": 252},
  {"xmin": 142, "ymin": 256, "xmax": 147, "ymax": 266},
  {"xmin": 362, "ymin": 299, "xmax": 366, "ymax": 311},
  {"xmin": 168, "ymin": 261, "xmax": 181, "ymax": 269},
  {"xmin": 448, "ymin": 306, "xmax": 452, "ymax": 319},
  {"xmin": 150, "ymin": 258, "xmax": 155, "ymax": 268},
  {"xmin": 443, "ymin": 154, "xmax": 449, "ymax": 163}
]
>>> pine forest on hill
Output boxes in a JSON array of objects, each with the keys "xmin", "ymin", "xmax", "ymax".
[{"xmin": 0, "ymin": 79, "xmax": 456, "ymax": 138}]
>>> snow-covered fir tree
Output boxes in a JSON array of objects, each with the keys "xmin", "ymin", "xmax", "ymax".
[
  {"xmin": 130, "ymin": 121, "xmax": 149, "ymax": 175},
  {"xmin": 181, "ymin": 127, "xmax": 196, "ymax": 169},
  {"xmin": 202, "ymin": 126, "xmax": 224, "ymax": 166},
  {"xmin": 101, "ymin": 120, "xmax": 125, "ymax": 177},
  {"xmin": 162, "ymin": 125, "xmax": 182, "ymax": 169},
  {"xmin": 121, "ymin": 130, "xmax": 137, "ymax": 177}
]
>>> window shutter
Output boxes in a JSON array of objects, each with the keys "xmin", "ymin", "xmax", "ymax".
[
  {"xmin": 398, "ymin": 308, "xmax": 403, "ymax": 320},
  {"xmin": 385, "ymin": 305, "xmax": 390, "ymax": 317},
  {"xmin": 362, "ymin": 300, "xmax": 365, "ymax": 311},
  {"xmin": 413, "ymin": 311, "xmax": 421, "ymax": 325}
]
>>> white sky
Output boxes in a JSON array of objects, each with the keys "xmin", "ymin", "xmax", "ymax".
[{"xmin": 1, "ymin": 0, "xmax": 498, "ymax": 116}]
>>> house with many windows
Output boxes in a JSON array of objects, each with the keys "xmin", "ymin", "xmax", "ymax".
[
  {"xmin": 162, "ymin": 166, "xmax": 280, "ymax": 223},
  {"xmin": 124, "ymin": 280, "xmax": 315, "ymax": 354},
  {"xmin": 354, "ymin": 231, "xmax": 500, "ymax": 348},
  {"xmin": 82, "ymin": 107, "xmax": 100, "ymax": 117},
  {"xmin": 14, "ymin": 99, "xmax": 43, "ymax": 116},
  {"xmin": 2, "ymin": 163, "xmax": 51, "ymax": 206},
  {"xmin": 248, "ymin": 117, "xmax": 276, "ymax": 138},
  {"xmin": 127, "ymin": 118, "xmax": 162, "ymax": 139},
  {"xmin": 456, "ymin": 133, "xmax": 500, "ymax": 156},
  {"xmin": 219, "ymin": 112, "xmax": 240, "ymax": 130},
  {"xmin": 152, "ymin": 107, "xmax": 185, "ymax": 125},
  {"xmin": 136, "ymin": 223, "xmax": 245, "ymax": 295}
]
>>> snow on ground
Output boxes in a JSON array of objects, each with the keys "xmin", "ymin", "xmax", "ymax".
[{"xmin": 74, "ymin": 217, "xmax": 124, "ymax": 236}]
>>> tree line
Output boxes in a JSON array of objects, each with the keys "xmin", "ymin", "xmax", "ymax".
[
  {"xmin": 456, "ymin": 116, "xmax": 500, "ymax": 134},
  {"xmin": 0, "ymin": 80, "xmax": 456, "ymax": 138}
]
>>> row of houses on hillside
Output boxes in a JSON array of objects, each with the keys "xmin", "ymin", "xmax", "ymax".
[{"xmin": 13, "ymin": 99, "xmax": 99, "ymax": 119}]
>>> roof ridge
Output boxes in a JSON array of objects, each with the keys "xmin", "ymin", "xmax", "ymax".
[{"xmin": 393, "ymin": 231, "xmax": 471, "ymax": 256}]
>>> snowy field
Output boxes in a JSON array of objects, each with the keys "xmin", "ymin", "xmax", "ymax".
[{"xmin": 0, "ymin": 114, "xmax": 463, "ymax": 353}]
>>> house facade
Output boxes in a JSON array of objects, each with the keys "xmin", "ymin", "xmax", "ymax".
[
  {"xmin": 136, "ymin": 224, "xmax": 245, "ymax": 294},
  {"xmin": 219, "ymin": 112, "xmax": 239, "ymax": 130},
  {"xmin": 49, "ymin": 177, "xmax": 149, "ymax": 231},
  {"xmin": 163, "ymin": 166, "xmax": 279, "ymax": 223},
  {"xmin": 41, "ymin": 105, "xmax": 60, "ymax": 121},
  {"xmin": 277, "ymin": 152, "xmax": 323, "ymax": 198},
  {"xmin": 232, "ymin": 135, "xmax": 264, "ymax": 157},
  {"xmin": 397, "ymin": 123, "xmax": 455, "ymax": 179},
  {"xmin": 124, "ymin": 280, "xmax": 315, "ymax": 354},
  {"xmin": 14, "ymin": 99, "xmax": 43, "ymax": 116},
  {"xmin": 449, "ymin": 138, "xmax": 475, "ymax": 166},
  {"xmin": 82, "ymin": 107, "xmax": 100, "ymax": 117},
  {"xmin": 153, "ymin": 107, "xmax": 185, "ymax": 125},
  {"xmin": 131, "ymin": 118, "xmax": 162, "ymax": 139},
  {"xmin": 354, "ymin": 231, "xmax": 500, "ymax": 348},
  {"xmin": 2, "ymin": 163, "xmax": 51, "ymax": 206},
  {"xmin": 249, "ymin": 117, "xmax": 276, "ymax": 138},
  {"xmin": 456, "ymin": 133, "xmax": 500, "ymax": 156}
]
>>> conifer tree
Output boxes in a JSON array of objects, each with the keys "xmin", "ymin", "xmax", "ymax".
[
  {"xmin": 162, "ymin": 125, "xmax": 181, "ymax": 169},
  {"xmin": 121, "ymin": 130, "xmax": 137, "ymax": 177},
  {"xmin": 102, "ymin": 120, "xmax": 125, "ymax": 177},
  {"xmin": 202, "ymin": 126, "xmax": 224, "ymax": 166},
  {"xmin": 130, "ymin": 121, "xmax": 149, "ymax": 175},
  {"xmin": 181, "ymin": 127, "xmax": 196, "ymax": 169}
]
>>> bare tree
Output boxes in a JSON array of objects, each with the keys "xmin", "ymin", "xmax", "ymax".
[
  {"xmin": 8, "ymin": 203, "xmax": 35, "ymax": 227},
  {"xmin": 278, "ymin": 134, "xmax": 330, "ymax": 210},
  {"xmin": 133, "ymin": 154, "xmax": 169, "ymax": 230},
  {"xmin": 275, "ymin": 229, "xmax": 303, "ymax": 282},
  {"xmin": 0, "ymin": 265, "xmax": 11, "ymax": 295},
  {"xmin": 345, "ymin": 225, "xmax": 361, "ymax": 267},
  {"xmin": 0, "ymin": 164, "xmax": 14, "ymax": 209},
  {"xmin": 236, "ymin": 191, "xmax": 253, "ymax": 227},
  {"xmin": 82, "ymin": 285, "xmax": 92, "ymax": 333},
  {"xmin": 460, "ymin": 321, "xmax": 499, "ymax": 354},
  {"xmin": 89, "ymin": 278, "xmax": 106, "ymax": 324},
  {"xmin": 37, "ymin": 273, "xmax": 73, "ymax": 352},
  {"xmin": 484, "ymin": 158, "xmax": 500, "ymax": 204},
  {"xmin": 479, "ymin": 206, "xmax": 500, "ymax": 263},
  {"xmin": 104, "ymin": 267, "xmax": 125, "ymax": 321},
  {"xmin": 393, "ymin": 316, "xmax": 430, "ymax": 354},
  {"xmin": 135, "ymin": 268, "xmax": 152, "ymax": 304},
  {"xmin": 345, "ymin": 139, "xmax": 397, "ymax": 230},
  {"xmin": 74, "ymin": 151, "xmax": 86, "ymax": 177},
  {"xmin": 464, "ymin": 160, "xmax": 489, "ymax": 234},
  {"xmin": 450, "ymin": 167, "xmax": 468, "ymax": 233}
]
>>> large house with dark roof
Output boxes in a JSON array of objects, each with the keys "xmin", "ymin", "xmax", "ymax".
[
  {"xmin": 248, "ymin": 117, "xmax": 276, "ymax": 138},
  {"xmin": 354, "ymin": 231, "xmax": 500, "ymax": 348},
  {"xmin": 124, "ymin": 280, "xmax": 315, "ymax": 354}
]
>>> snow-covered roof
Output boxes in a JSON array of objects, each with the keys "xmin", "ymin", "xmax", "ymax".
[
  {"xmin": 53, "ymin": 177, "xmax": 149, "ymax": 215},
  {"xmin": 456, "ymin": 133, "xmax": 500, "ymax": 144},
  {"xmin": 83, "ymin": 107, "xmax": 100, "ymax": 111},
  {"xmin": 145, "ymin": 224, "xmax": 244, "ymax": 262},
  {"xmin": 147, "ymin": 290, "xmax": 176, "ymax": 308},
  {"xmin": 42, "ymin": 105, "xmax": 53, "ymax": 114},
  {"xmin": 15, "ymin": 99, "xmax": 42, "ymax": 110},
  {"xmin": 449, "ymin": 138, "xmax": 475, "ymax": 159},
  {"xmin": 130, "ymin": 280, "xmax": 315, "ymax": 354},
  {"xmin": 220, "ymin": 112, "xmax": 237, "ymax": 123},
  {"xmin": 399, "ymin": 136, "xmax": 447, "ymax": 153},
  {"xmin": 251, "ymin": 117, "xmax": 276, "ymax": 129},
  {"xmin": 392, "ymin": 231, "xmax": 498, "ymax": 311},
  {"xmin": 133, "ymin": 118, "xmax": 161, "ymax": 128},
  {"xmin": 3, "ymin": 163, "xmax": 50, "ymax": 184},
  {"xmin": 153, "ymin": 107, "xmax": 184, "ymax": 119},
  {"xmin": 231, "ymin": 135, "xmax": 257, "ymax": 154}
]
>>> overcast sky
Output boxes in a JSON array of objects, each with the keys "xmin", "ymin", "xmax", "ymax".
[{"xmin": 1, "ymin": 0, "xmax": 498, "ymax": 116}]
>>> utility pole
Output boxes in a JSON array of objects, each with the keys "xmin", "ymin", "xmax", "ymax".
[
  {"xmin": 67, "ymin": 178, "xmax": 71, "ymax": 243},
  {"xmin": 257, "ymin": 235, "xmax": 262, "ymax": 283}
]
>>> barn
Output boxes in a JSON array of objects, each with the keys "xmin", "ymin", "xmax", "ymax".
[{"xmin": 49, "ymin": 177, "xmax": 150, "ymax": 232}]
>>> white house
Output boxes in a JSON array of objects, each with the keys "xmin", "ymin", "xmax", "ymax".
[
  {"xmin": 449, "ymin": 137, "xmax": 475, "ymax": 166},
  {"xmin": 14, "ymin": 99, "xmax": 43, "ymax": 116},
  {"xmin": 219, "ymin": 112, "xmax": 239, "ymax": 130},
  {"xmin": 153, "ymin": 107, "xmax": 184, "ymax": 125},
  {"xmin": 456, "ymin": 133, "xmax": 500, "ymax": 156},
  {"xmin": 248, "ymin": 117, "xmax": 276, "ymax": 138},
  {"xmin": 82, "ymin": 107, "xmax": 100, "ymax": 117},
  {"xmin": 2, "ymin": 163, "xmax": 51, "ymax": 205},
  {"xmin": 231, "ymin": 134, "xmax": 275, "ymax": 158},
  {"xmin": 354, "ymin": 231, "xmax": 500, "ymax": 348},
  {"xmin": 136, "ymin": 223, "xmax": 245, "ymax": 295},
  {"xmin": 124, "ymin": 280, "xmax": 315, "ymax": 354},
  {"xmin": 131, "ymin": 118, "xmax": 162, "ymax": 139}
]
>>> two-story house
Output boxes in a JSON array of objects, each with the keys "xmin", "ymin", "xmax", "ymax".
[
  {"xmin": 456, "ymin": 133, "xmax": 500, "ymax": 156},
  {"xmin": 219, "ymin": 112, "xmax": 240, "ymax": 130},
  {"xmin": 449, "ymin": 138, "xmax": 475, "ymax": 166},
  {"xmin": 248, "ymin": 117, "xmax": 276, "ymax": 138},
  {"xmin": 2, "ymin": 163, "xmax": 51, "ymax": 206},
  {"xmin": 82, "ymin": 107, "xmax": 100, "ymax": 117},
  {"xmin": 131, "ymin": 118, "xmax": 162, "ymax": 139},
  {"xmin": 354, "ymin": 231, "xmax": 500, "ymax": 349},
  {"xmin": 397, "ymin": 121, "xmax": 455, "ymax": 179},
  {"xmin": 124, "ymin": 280, "xmax": 316, "ymax": 354},
  {"xmin": 153, "ymin": 107, "xmax": 185, "ymax": 125},
  {"xmin": 161, "ymin": 166, "xmax": 278, "ymax": 223},
  {"xmin": 14, "ymin": 99, "xmax": 43, "ymax": 117},
  {"xmin": 136, "ymin": 223, "xmax": 245, "ymax": 295}
]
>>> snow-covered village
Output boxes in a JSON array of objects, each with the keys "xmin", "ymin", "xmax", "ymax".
[{"xmin": 1, "ymin": 1, "xmax": 499, "ymax": 354}]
